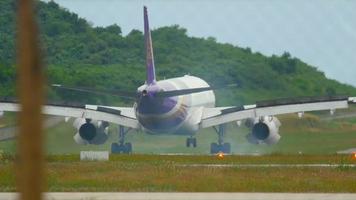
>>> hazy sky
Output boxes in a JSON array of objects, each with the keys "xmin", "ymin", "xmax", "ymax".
[{"xmin": 44, "ymin": 0, "xmax": 356, "ymax": 86}]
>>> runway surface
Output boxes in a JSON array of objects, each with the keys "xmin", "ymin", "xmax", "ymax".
[
  {"xmin": 1, "ymin": 193, "xmax": 356, "ymax": 200},
  {"xmin": 338, "ymin": 148, "xmax": 356, "ymax": 154},
  {"xmin": 0, "ymin": 117, "xmax": 63, "ymax": 141},
  {"xmin": 178, "ymin": 163, "xmax": 356, "ymax": 168}
]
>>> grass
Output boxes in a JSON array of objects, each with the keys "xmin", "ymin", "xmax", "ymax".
[
  {"xmin": 5, "ymin": 113, "xmax": 355, "ymax": 191},
  {"xmin": 0, "ymin": 113, "xmax": 17, "ymax": 127},
  {"xmin": 0, "ymin": 154, "xmax": 355, "ymax": 192}
]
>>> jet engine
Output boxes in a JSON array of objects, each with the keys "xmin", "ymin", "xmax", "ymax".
[
  {"xmin": 245, "ymin": 116, "xmax": 281, "ymax": 145},
  {"xmin": 73, "ymin": 118, "xmax": 109, "ymax": 145}
]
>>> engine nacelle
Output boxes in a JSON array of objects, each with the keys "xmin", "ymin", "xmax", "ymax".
[
  {"xmin": 73, "ymin": 118, "xmax": 109, "ymax": 145},
  {"xmin": 246, "ymin": 116, "xmax": 281, "ymax": 145}
]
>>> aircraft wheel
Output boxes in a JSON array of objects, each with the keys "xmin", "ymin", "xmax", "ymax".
[
  {"xmin": 124, "ymin": 143, "xmax": 132, "ymax": 154},
  {"xmin": 210, "ymin": 143, "xmax": 218, "ymax": 154},
  {"xmin": 186, "ymin": 138, "xmax": 191, "ymax": 147},
  {"xmin": 223, "ymin": 143, "xmax": 231, "ymax": 154},
  {"xmin": 192, "ymin": 138, "xmax": 197, "ymax": 148},
  {"xmin": 111, "ymin": 143, "xmax": 121, "ymax": 154}
]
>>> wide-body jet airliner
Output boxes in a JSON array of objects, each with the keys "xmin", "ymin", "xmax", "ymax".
[{"xmin": 1, "ymin": 7, "xmax": 355, "ymax": 154}]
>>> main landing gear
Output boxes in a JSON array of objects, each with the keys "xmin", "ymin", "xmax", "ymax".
[
  {"xmin": 210, "ymin": 124, "xmax": 231, "ymax": 154},
  {"xmin": 186, "ymin": 136, "xmax": 197, "ymax": 148},
  {"xmin": 111, "ymin": 125, "xmax": 132, "ymax": 154}
]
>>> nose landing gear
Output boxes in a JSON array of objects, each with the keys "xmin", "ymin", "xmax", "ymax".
[{"xmin": 186, "ymin": 136, "xmax": 197, "ymax": 148}]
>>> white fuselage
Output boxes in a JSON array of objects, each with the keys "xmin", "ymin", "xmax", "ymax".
[{"xmin": 135, "ymin": 75, "xmax": 215, "ymax": 135}]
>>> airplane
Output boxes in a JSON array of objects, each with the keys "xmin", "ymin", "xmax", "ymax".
[{"xmin": 1, "ymin": 6, "xmax": 356, "ymax": 154}]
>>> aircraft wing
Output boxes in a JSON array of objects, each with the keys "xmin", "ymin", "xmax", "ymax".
[
  {"xmin": 0, "ymin": 100, "xmax": 139, "ymax": 129},
  {"xmin": 201, "ymin": 96, "xmax": 356, "ymax": 128}
]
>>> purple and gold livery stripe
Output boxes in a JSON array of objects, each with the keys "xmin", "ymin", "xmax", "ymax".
[
  {"xmin": 144, "ymin": 6, "xmax": 156, "ymax": 85},
  {"xmin": 136, "ymin": 80, "xmax": 193, "ymax": 133},
  {"xmin": 138, "ymin": 102, "xmax": 188, "ymax": 132}
]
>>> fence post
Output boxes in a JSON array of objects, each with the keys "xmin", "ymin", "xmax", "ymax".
[{"xmin": 17, "ymin": 0, "xmax": 45, "ymax": 200}]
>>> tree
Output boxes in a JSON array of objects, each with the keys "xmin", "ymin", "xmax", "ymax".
[{"xmin": 106, "ymin": 24, "xmax": 122, "ymax": 35}]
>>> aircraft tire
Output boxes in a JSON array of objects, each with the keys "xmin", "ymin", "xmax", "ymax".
[
  {"xmin": 111, "ymin": 143, "xmax": 121, "ymax": 154},
  {"xmin": 210, "ymin": 143, "xmax": 218, "ymax": 154},
  {"xmin": 186, "ymin": 138, "xmax": 191, "ymax": 147},
  {"xmin": 124, "ymin": 143, "xmax": 132, "ymax": 154},
  {"xmin": 192, "ymin": 138, "xmax": 197, "ymax": 148},
  {"xmin": 223, "ymin": 143, "xmax": 231, "ymax": 154}
]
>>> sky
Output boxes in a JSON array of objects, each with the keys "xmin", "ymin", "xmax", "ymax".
[{"xmin": 44, "ymin": 0, "xmax": 356, "ymax": 86}]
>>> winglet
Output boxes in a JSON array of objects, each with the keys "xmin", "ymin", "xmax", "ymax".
[{"xmin": 144, "ymin": 6, "xmax": 156, "ymax": 85}]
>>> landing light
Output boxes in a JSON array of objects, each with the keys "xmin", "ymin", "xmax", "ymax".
[
  {"xmin": 217, "ymin": 152, "xmax": 224, "ymax": 159},
  {"xmin": 352, "ymin": 152, "xmax": 356, "ymax": 160}
]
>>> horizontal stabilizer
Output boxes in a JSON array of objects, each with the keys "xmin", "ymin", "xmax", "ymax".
[
  {"xmin": 52, "ymin": 84, "xmax": 137, "ymax": 99},
  {"xmin": 155, "ymin": 84, "xmax": 238, "ymax": 98}
]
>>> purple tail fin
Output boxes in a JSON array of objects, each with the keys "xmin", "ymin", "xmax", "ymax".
[{"xmin": 144, "ymin": 6, "xmax": 156, "ymax": 85}]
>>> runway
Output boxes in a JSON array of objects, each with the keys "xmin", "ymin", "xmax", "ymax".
[
  {"xmin": 0, "ymin": 117, "xmax": 63, "ymax": 141},
  {"xmin": 1, "ymin": 193, "xmax": 356, "ymax": 200},
  {"xmin": 178, "ymin": 163, "xmax": 356, "ymax": 168}
]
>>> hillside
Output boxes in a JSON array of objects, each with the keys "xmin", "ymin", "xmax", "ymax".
[{"xmin": 0, "ymin": 0, "xmax": 355, "ymax": 106}]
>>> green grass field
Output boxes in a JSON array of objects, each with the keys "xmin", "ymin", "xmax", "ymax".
[
  {"xmin": 1, "ymin": 113, "xmax": 356, "ymax": 192},
  {"xmin": 0, "ymin": 154, "xmax": 355, "ymax": 192},
  {"xmin": 1, "ymin": 113, "xmax": 356, "ymax": 155}
]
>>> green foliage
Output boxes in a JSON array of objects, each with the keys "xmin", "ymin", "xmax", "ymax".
[
  {"xmin": 0, "ymin": 0, "xmax": 355, "ymax": 106},
  {"xmin": 269, "ymin": 52, "xmax": 297, "ymax": 74},
  {"xmin": 1, "ymin": 154, "xmax": 356, "ymax": 192},
  {"xmin": 0, "ymin": 149, "xmax": 13, "ymax": 164}
]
